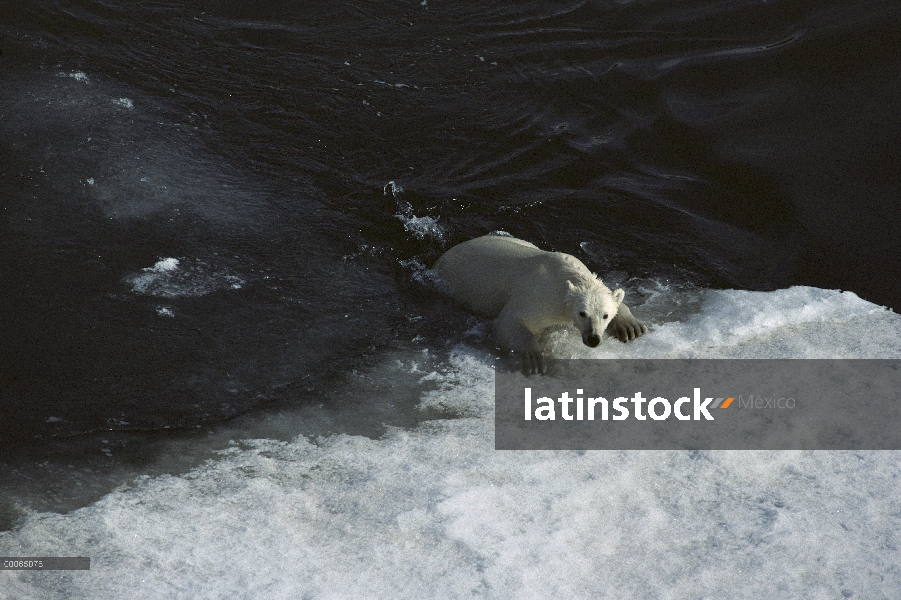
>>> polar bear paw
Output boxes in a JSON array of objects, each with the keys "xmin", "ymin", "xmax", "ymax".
[
  {"xmin": 608, "ymin": 312, "xmax": 648, "ymax": 343},
  {"xmin": 520, "ymin": 350, "xmax": 547, "ymax": 376}
]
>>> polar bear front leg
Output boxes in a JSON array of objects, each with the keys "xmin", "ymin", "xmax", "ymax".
[
  {"xmin": 494, "ymin": 304, "xmax": 546, "ymax": 375},
  {"xmin": 607, "ymin": 303, "xmax": 648, "ymax": 343}
]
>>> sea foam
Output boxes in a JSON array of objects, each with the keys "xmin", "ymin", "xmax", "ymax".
[{"xmin": 125, "ymin": 258, "xmax": 243, "ymax": 299}]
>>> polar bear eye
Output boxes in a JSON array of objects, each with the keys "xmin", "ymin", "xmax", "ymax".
[
  {"xmin": 579, "ymin": 311, "xmax": 587, "ymax": 318},
  {"xmin": 603, "ymin": 314, "xmax": 608, "ymax": 320}
]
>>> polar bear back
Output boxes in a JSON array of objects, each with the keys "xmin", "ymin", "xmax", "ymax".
[{"xmin": 434, "ymin": 234, "xmax": 584, "ymax": 319}]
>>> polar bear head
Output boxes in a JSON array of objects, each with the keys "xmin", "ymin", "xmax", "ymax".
[{"xmin": 566, "ymin": 280, "xmax": 625, "ymax": 347}]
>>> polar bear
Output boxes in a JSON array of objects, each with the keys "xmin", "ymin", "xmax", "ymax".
[{"xmin": 434, "ymin": 234, "xmax": 647, "ymax": 374}]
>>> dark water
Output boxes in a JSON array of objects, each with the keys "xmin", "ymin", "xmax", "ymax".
[{"xmin": 1, "ymin": 0, "xmax": 900, "ymax": 451}]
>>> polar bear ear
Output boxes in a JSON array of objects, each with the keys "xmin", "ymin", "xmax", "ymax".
[{"xmin": 612, "ymin": 288, "xmax": 625, "ymax": 305}]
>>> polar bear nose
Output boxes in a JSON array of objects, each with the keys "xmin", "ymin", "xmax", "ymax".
[{"xmin": 585, "ymin": 334, "xmax": 601, "ymax": 348}]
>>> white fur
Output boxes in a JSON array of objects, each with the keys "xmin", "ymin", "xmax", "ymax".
[{"xmin": 434, "ymin": 235, "xmax": 627, "ymax": 362}]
